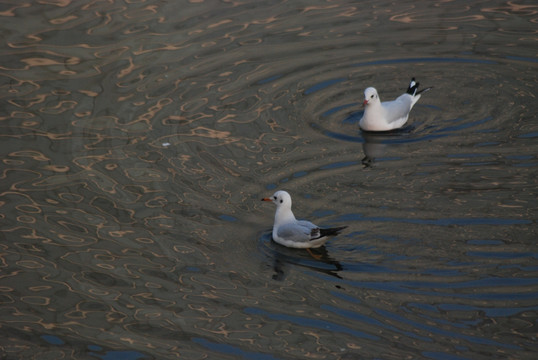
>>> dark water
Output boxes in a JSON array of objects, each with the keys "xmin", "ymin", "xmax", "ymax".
[{"xmin": 1, "ymin": 0, "xmax": 537, "ymax": 359}]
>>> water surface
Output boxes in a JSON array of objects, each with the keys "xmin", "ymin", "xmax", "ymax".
[{"xmin": 1, "ymin": 1, "xmax": 537, "ymax": 359}]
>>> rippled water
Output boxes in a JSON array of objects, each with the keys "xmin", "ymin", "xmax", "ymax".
[{"xmin": 1, "ymin": 1, "xmax": 537, "ymax": 359}]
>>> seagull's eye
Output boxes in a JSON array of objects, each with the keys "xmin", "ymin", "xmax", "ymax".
[
  {"xmin": 273, "ymin": 196, "xmax": 277, "ymax": 200},
  {"xmin": 280, "ymin": 199, "xmax": 283, "ymax": 203},
  {"xmin": 370, "ymin": 94, "xmax": 374, "ymax": 98}
]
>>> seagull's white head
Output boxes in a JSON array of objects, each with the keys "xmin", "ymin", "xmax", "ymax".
[
  {"xmin": 262, "ymin": 190, "xmax": 292, "ymax": 209},
  {"xmin": 363, "ymin": 87, "xmax": 379, "ymax": 106}
]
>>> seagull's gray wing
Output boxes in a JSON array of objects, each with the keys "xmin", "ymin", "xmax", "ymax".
[
  {"xmin": 277, "ymin": 222, "xmax": 318, "ymax": 243},
  {"xmin": 383, "ymin": 95, "xmax": 413, "ymax": 123}
]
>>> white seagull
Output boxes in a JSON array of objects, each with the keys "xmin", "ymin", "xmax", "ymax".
[
  {"xmin": 359, "ymin": 78, "xmax": 432, "ymax": 131},
  {"xmin": 262, "ymin": 190, "xmax": 347, "ymax": 249}
]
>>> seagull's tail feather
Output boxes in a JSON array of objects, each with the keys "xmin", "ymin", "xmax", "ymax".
[
  {"xmin": 319, "ymin": 226, "xmax": 348, "ymax": 237},
  {"xmin": 417, "ymin": 86, "xmax": 433, "ymax": 95},
  {"xmin": 406, "ymin": 77, "xmax": 433, "ymax": 96}
]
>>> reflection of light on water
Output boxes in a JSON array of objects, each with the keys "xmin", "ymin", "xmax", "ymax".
[
  {"xmin": 192, "ymin": 337, "xmax": 280, "ymax": 360},
  {"xmin": 352, "ymin": 57, "xmax": 498, "ymax": 67},
  {"xmin": 2, "ymin": 1, "xmax": 537, "ymax": 359},
  {"xmin": 244, "ymin": 307, "xmax": 380, "ymax": 341},
  {"xmin": 333, "ymin": 213, "xmax": 532, "ymax": 226}
]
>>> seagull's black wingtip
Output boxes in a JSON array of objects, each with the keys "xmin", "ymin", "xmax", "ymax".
[
  {"xmin": 319, "ymin": 226, "xmax": 348, "ymax": 237},
  {"xmin": 406, "ymin": 78, "xmax": 420, "ymax": 95},
  {"xmin": 407, "ymin": 78, "xmax": 433, "ymax": 96}
]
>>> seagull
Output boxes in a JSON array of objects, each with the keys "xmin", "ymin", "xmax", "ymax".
[
  {"xmin": 261, "ymin": 190, "xmax": 347, "ymax": 249},
  {"xmin": 359, "ymin": 78, "xmax": 432, "ymax": 131}
]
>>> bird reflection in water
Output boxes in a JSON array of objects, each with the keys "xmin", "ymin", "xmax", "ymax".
[
  {"xmin": 259, "ymin": 233, "xmax": 343, "ymax": 281},
  {"xmin": 361, "ymin": 126, "xmax": 414, "ymax": 167}
]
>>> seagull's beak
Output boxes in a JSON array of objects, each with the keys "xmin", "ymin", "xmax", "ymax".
[
  {"xmin": 363, "ymin": 99, "xmax": 369, "ymax": 106},
  {"xmin": 261, "ymin": 197, "xmax": 272, "ymax": 202}
]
